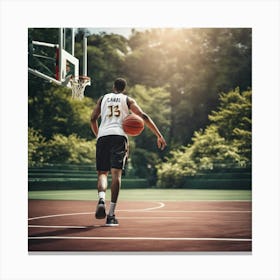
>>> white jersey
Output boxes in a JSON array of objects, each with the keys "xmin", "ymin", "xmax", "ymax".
[{"xmin": 97, "ymin": 93, "xmax": 129, "ymax": 139}]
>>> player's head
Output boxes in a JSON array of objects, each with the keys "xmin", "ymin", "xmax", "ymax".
[{"xmin": 114, "ymin": 78, "xmax": 127, "ymax": 93}]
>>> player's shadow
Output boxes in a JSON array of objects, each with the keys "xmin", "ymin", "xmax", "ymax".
[{"xmin": 29, "ymin": 225, "xmax": 107, "ymax": 239}]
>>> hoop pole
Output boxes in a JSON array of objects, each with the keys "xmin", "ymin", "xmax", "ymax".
[
  {"xmin": 58, "ymin": 28, "xmax": 63, "ymax": 81},
  {"xmin": 71, "ymin": 28, "xmax": 75, "ymax": 56},
  {"xmin": 63, "ymin": 28, "xmax": 66, "ymax": 50},
  {"xmin": 55, "ymin": 46, "xmax": 59, "ymax": 81},
  {"xmin": 83, "ymin": 36, "xmax": 87, "ymax": 76}
]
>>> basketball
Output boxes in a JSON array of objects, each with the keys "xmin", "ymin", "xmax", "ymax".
[{"xmin": 122, "ymin": 114, "xmax": 144, "ymax": 136}]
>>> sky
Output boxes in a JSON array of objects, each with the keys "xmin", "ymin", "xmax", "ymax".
[{"xmin": 88, "ymin": 28, "xmax": 146, "ymax": 38}]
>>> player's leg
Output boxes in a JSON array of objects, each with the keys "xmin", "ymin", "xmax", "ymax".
[
  {"xmin": 110, "ymin": 168, "xmax": 122, "ymax": 205},
  {"xmin": 105, "ymin": 135, "xmax": 128, "ymax": 226},
  {"xmin": 95, "ymin": 136, "xmax": 110, "ymax": 219},
  {"xmin": 97, "ymin": 171, "xmax": 108, "ymax": 194},
  {"xmin": 95, "ymin": 171, "xmax": 108, "ymax": 219},
  {"xmin": 106, "ymin": 168, "xmax": 122, "ymax": 226}
]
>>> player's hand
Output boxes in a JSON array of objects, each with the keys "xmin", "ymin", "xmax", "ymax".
[{"xmin": 157, "ymin": 136, "xmax": 167, "ymax": 150}]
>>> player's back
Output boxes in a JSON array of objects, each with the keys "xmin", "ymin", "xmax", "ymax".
[{"xmin": 98, "ymin": 93, "xmax": 129, "ymax": 139}]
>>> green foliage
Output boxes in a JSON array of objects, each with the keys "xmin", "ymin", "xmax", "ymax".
[
  {"xmin": 209, "ymin": 88, "xmax": 252, "ymax": 160},
  {"xmin": 128, "ymin": 84, "xmax": 171, "ymax": 137},
  {"xmin": 28, "ymin": 28, "xmax": 251, "ymax": 183},
  {"xmin": 126, "ymin": 28, "xmax": 252, "ymax": 146},
  {"xmin": 28, "ymin": 129, "xmax": 96, "ymax": 166},
  {"xmin": 128, "ymin": 148, "xmax": 159, "ymax": 185},
  {"xmin": 28, "ymin": 85, "xmax": 95, "ymax": 140},
  {"xmin": 44, "ymin": 134, "xmax": 71, "ymax": 163},
  {"xmin": 189, "ymin": 126, "xmax": 244, "ymax": 169},
  {"xmin": 127, "ymin": 85, "xmax": 171, "ymax": 177},
  {"xmin": 45, "ymin": 134, "xmax": 96, "ymax": 164},
  {"xmin": 68, "ymin": 96, "xmax": 96, "ymax": 140},
  {"xmin": 157, "ymin": 89, "xmax": 251, "ymax": 188},
  {"xmin": 28, "ymin": 127, "xmax": 47, "ymax": 166},
  {"xmin": 157, "ymin": 147, "xmax": 196, "ymax": 188},
  {"xmin": 78, "ymin": 33, "xmax": 130, "ymax": 99}
]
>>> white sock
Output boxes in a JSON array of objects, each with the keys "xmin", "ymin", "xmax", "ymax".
[
  {"xmin": 108, "ymin": 202, "xmax": 116, "ymax": 216},
  {"xmin": 98, "ymin": 191, "xmax": 106, "ymax": 200}
]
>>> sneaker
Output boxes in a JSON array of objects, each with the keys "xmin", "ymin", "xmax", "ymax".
[
  {"xmin": 95, "ymin": 198, "xmax": 106, "ymax": 219},
  {"xmin": 105, "ymin": 215, "xmax": 119, "ymax": 226}
]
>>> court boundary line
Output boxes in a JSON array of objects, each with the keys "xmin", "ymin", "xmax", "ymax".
[
  {"xmin": 29, "ymin": 195, "xmax": 252, "ymax": 203},
  {"xmin": 28, "ymin": 236, "xmax": 252, "ymax": 242},
  {"xmin": 135, "ymin": 210, "xmax": 252, "ymax": 213},
  {"xmin": 28, "ymin": 200, "xmax": 252, "ymax": 249},
  {"xmin": 29, "ymin": 225, "xmax": 89, "ymax": 229},
  {"xmin": 28, "ymin": 201, "xmax": 165, "ymax": 221},
  {"xmin": 28, "ymin": 209, "xmax": 251, "ymax": 221},
  {"xmin": 135, "ymin": 202, "xmax": 165, "ymax": 211}
]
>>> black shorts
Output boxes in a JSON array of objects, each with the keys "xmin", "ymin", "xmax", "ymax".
[{"xmin": 96, "ymin": 135, "xmax": 128, "ymax": 171}]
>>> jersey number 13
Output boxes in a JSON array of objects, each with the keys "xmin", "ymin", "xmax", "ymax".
[{"xmin": 107, "ymin": 105, "xmax": 121, "ymax": 117}]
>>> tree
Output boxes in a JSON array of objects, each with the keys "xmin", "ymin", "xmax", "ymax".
[
  {"xmin": 45, "ymin": 134, "xmax": 96, "ymax": 164},
  {"xmin": 156, "ymin": 88, "xmax": 252, "ymax": 188},
  {"xmin": 189, "ymin": 126, "xmax": 244, "ymax": 169},
  {"xmin": 125, "ymin": 28, "xmax": 251, "ymax": 147},
  {"xmin": 28, "ymin": 127, "xmax": 47, "ymax": 166},
  {"xmin": 209, "ymin": 88, "xmax": 252, "ymax": 161},
  {"xmin": 28, "ymin": 128, "xmax": 96, "ymax": 165},
  {"xmin": 127, "ymin": 85, "xmax": 171, "ymax": 179},
  {"xmin": 28, "ymin": 28, "xmax": 252, "ymax": 178},
  {"xmin": 78, "ymin": 33, "xmax": 130, "ymax": 99},
  {"xmin": 28, "ymin": 85, "xmax": 95, "ymax": 140},
  {"xmin": 156, "ymin": 147, "xmax": 197, "ymax": 188}
]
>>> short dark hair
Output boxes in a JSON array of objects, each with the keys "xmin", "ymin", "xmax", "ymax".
[{"xmin": 114, "ymin": 78, "xmax": 127, "ymax": 93}]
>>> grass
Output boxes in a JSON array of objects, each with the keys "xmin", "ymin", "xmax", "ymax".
[{"xmin": 28, "ymin": 188, "xmax": 252, "ymax": 201}]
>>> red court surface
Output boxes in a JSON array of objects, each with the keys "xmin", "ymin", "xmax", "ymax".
[{"xmin": 28, "ymin": 200, "xmax": 252, "ymax": 252}]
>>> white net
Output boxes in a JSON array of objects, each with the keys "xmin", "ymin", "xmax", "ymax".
[{"xmin": 70, "ymin": 76, "xmax": 91, "ymax": 100}]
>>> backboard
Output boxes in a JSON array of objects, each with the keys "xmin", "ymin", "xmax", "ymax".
[{"xmin": 28, "ymin": 28, "xmax": 90, "ymax": 89}]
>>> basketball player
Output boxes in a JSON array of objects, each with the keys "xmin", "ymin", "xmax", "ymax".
[{"xmin": 90, "ymin": 78, "xmax": 166, "ymax": 226}]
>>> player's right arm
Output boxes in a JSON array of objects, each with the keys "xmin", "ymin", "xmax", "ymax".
[
  {"xmin": 90, "ymin": 96, "xmax": 103, "ymax": 137},
  {"xmin": 127, "ymin": 97, "xmax": 167, "ymax": 150}
]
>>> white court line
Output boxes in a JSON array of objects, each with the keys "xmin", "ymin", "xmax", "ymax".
[
  {"xmin": 28, "ymin": 212, "xmax": 93, "ymax": 221},
  {"xmin": 28, "ymin": 202, "xmax": 165, "ymax": 221},
  {"xmin": 154, "ymin": 200, "xmax": 252, "ymax": 202},
  {"xmin": 28, "ymin": 236, "xmax": 251, "ymax": 242},
  {"xmin": 29, "ymin": 225, "xmax": 89, "ymax": 229},
  {"xmin": 28, "ymin": 200, "xmax": 251, "ymax": 222},
  {"xmin": 137, "ymin": 210, "xmax": 252, "ymax": 213},
  {"xmin": 127, "ymin": 202, "xmax": 165, "ymax": 211},
  {"xmin": 151, "ymin": 200, "xmax": 252, "ymax": 202},
  {"xmin": 28, "ymin": 209, "xmax": 251, "ymax": 221},
  {"xmin": 28, "ymin": 216, "xmax": 193, "ymax": 228},
  {"xmin": 28, "ymin": 201, "xmax": 251, "ymax": 244}
]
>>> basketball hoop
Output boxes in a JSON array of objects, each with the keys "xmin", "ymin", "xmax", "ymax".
[{"xmin": 70, "ymin": 76, "xmax": 91, "ymax": 100}]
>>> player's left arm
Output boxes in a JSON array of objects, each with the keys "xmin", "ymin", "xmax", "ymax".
[
  {"xmin": 127, "ymin": 97, "xmax": 167, "ymax": 150},
  {"xmin": 90, "ymin": 97, "xmax": 102, "ymax": 137}
]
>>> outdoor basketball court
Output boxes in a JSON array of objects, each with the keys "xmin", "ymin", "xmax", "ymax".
[
  {"xmin": 28, "ymin": 197, "xmax": 252, "ymax": 252},
  {"xmin": 27, "ymin": 28, "xmax": 252, "ymax": 253}
]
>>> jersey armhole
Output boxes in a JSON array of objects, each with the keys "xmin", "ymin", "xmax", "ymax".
[{"xmin": 98, "ymin": 95, "xmax": 104, "ymax": 107}]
